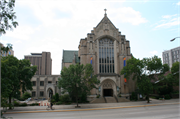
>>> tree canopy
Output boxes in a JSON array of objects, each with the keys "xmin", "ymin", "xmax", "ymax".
[
  {"xmin": 171, "ymin": 62, "xmax": 179, "ymax": 81},
  {"xmin": 58, "ymin": 63, "xmax": 100, "ymax": 107},
  {"xmin": 121, "ymin": 56, "xmax": 169, "ymax": 103},
  {"xmin": 1, "ymin": 55, "xmax": 37, "ymax": 108},
  {"xmin": 0, "ymin": 0, "xmax": 18, "ymax": 35}
]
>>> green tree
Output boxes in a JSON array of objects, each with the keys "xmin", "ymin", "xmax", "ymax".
[
  {"xmin": 171, "ymin": 62, "xmax": 179, "ymax": 83},
  {"xmin": 1, "ymin": 55, "xmax": 37, "ymax": 109},
  {"xmin": 58, "ymin": 63, "xmax": 100, "ymax": 107},
  {"xmin": 22, "ymin": 92, "xmax": 31, "ymax": 100},
  {"xmin": 121, "ymin": 56, "xmax": 167, "ymax": 103},
  {"xmin": 0, "ymin": 0, "xmax": 18, "ymax": 35},
  {"xmin": 55, "ymin": 93, "xmax": 59, "ymax": 102}
]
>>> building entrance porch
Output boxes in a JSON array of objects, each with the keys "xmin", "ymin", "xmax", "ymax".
[{"xmin": 103, "ymin": 89, "xmax": 113, "ymax": 97}]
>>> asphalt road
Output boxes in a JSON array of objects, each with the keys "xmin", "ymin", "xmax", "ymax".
[{"xmin": 3, "ymin": 104, "xmax": 180, "ymax": 119}]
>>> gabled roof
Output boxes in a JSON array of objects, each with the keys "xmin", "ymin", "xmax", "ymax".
[
  {"xmin": 62, "ymin": 50, "xmax": 80, "ymax": 63},
  {"xmin": 95, "ymin": 14, "xmax": 117, "ymax": 30}
]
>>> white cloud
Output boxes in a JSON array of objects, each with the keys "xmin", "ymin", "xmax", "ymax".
[
  {"xmin": 177, "ymin": 1, "xmax": 180, "ymax": 5},
  {"xmin": 111, "ymin": 7, "xmax": 147, "ymax": 25},
  {"xmin": 162, "ymin": 14, "xmax": 177, "ymax": 19},
  {"xmin": 155, "ymin": 14, "xmax": 180, "ymax": 29},
  {"xmin": 18, "ymin": 0, "xmax": 147, "ymax": 26},
  {"xmin": 11, "ymin": 0, "xmax": 147, "ymax": 74},
  {"xmin": 4, "ymin": 25, "xmax": 36, "ymax": 41},
  {"xmin": 150, "ymin": 50, "xmax": 158, "ymax": 55}
]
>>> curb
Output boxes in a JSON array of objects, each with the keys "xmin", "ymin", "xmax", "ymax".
[{"xmin": 4, "ymin": 102, "xmax": 179, "ymax": 114}]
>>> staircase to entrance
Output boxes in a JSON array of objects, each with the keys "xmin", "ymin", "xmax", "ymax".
[{"xmin": 105, "ymin": 97, "xmax": 117, "ymax": 103}]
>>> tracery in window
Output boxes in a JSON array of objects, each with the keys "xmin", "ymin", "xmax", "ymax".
[{"xmin": 99, "ymin": 38, "xmax": 114, "ymax": 73}]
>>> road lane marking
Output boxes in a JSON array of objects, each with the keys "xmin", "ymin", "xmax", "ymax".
[{"xmin": 3, "ymin": 102, "xmax": 179, "ymax": 114}]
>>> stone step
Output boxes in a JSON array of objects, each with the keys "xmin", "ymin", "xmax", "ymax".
[
  {"xmin": 105, "ymin": 97, "xmax": 117, "ymax": 103},
  {"xmin": 90, "ymin": 97, "xmax": 105, "ymax": 103}
]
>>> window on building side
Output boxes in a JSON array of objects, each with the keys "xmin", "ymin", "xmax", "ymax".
[
  {"xmin": 9, "ymin": 51, "xmax": 11, "ymax": 55},
  {"xmin": 40, "ymin": 81, "xmax": 44, "ymax": 86},
  {"xmin": 99, "ymin": 38, "xmax": 114, "ymax": 73},
  {"xmin": 40, "ymin": 91, "xmax": 44, "ymax": 97},
  {"xmin": 48, "ymin": 81, "xmax": 52, "ymax": 84},
  {"xmin": 32, "ymin": 92, "xmax": 36, "ymax": 97},
  {"xmin": 32, "ymin": 81, "xmax": 36, "ymax": 86}
]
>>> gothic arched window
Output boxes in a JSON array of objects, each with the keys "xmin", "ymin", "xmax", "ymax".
[{"xmin": 99, "ymin": 38, "xmax": 114, "ymax": 73}]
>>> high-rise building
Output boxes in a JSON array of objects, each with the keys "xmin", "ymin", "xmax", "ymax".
[
  {"xmin": 24, "ymin": 52, "xmax": 52, "ymax": 75},
  {"xmin": 162, "ymin": 46, "xmax": 180, "ymax": 68}
]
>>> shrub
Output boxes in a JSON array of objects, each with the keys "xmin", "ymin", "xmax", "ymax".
[
  {"xmin": 59, "ymin": 94, "xmax": 70, "ymax": 103},
  {"xmin": 96, "ymin": 95, "xmax": 100, "ymax": 98},
  {"xmin": 52, "ymin": 95, "xmax": 56, "ymax": 100},
  {"xmin": 18, "ymin": 97, "xmax": 25, "ymax": 101},
  {"xmin": 56, "ymin": 101, "xmax": 62, "ymax": 105},
  {"xmin": 22, "ymin": 92, "xmax": 31, "ymax": 100},
  {"xmin": 65, "ymin": 102, "xmax": 72, "ymax": 105},
  {"xmin": 165, "ymin": 94, "xmax": 171, "ymax": 99},
  {"xmin": 51, "ymin": 99, "xmax": 56, "ymax": 103},
  {"xmin": 55, "ymin": 93, "xmax": 59, "ymax": 102},
  {"xmin": 20, "ymin": 103, "xmax": 27, "ymax": 106},
  {"xmin": 130, "ymin": 92, "xmax": 138, "ymax": 101},
  {"xmin": 30, "ymin": 103, "xmax": 39, "ymax": 106},
  {"xmin": 14, "ymin": 101, "xmax": 20, "ymax": 106}
]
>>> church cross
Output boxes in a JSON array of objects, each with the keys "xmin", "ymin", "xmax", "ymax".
[{"xmin": 104, "ymin": 9, "xmax": 107, "ymax": 14}]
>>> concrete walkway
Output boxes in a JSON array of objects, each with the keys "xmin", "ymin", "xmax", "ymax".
[{"xmin": 1, "ymin": 98, "xmax": 179, "ymax": 114}]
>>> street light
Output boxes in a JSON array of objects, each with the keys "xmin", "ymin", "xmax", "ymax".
[
  {"xmin": 170, "ymin": 37, "xmax": 180, "ymax": 42},
  {"xmin": 170, "ymin": 37, "xmax": 180, "ymax": 93}
]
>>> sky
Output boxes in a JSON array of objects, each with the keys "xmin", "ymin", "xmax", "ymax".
[{"xmin": 0, "ymin": 0, "xmax": 180, "ymax": 75}]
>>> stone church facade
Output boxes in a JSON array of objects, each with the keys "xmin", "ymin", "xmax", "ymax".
[{"xmin": 62, "ymin": 12, "xmax": 136, "ymax": 101}]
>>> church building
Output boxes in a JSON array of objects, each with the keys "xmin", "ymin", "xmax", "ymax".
[{"xmin": 62, "ymin": 10, "xmax": 136, "ymax": 102}]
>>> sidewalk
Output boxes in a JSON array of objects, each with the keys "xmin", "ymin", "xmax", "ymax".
[{"xmin": 2, "ymin": 98, "xmax": 179, "ymax": 114}]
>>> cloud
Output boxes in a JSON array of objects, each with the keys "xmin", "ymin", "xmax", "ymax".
[
  {"xmin": 110, "ymin": 7, "xmax": 148, "ymax": 25},
  {"xmin": 155, "ymin": 14, "xmax": 180, "ymax": 29},
  {"xmin": 4, "ymin": 25, "xmax": 36, "ymax": 41},
  {"xmin": 18, "ymin": 0, "xmax": 147, "ymax": 26},
  {"xmin": 12, "ymin": 0, "xmax": 147, "ymax": 74},
  {"xmin": 150, "ymin": 50, "xmax": 158, "ymax": 55},
  {"xmin": 177, "ymin": 1, "xmax": 180, "ymax": 5},
  {"xmin": 162, "ymin": 14, "xmax": 177, "ymax": 19}
]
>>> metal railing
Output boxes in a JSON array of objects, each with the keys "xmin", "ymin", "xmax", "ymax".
[
  {"xmin": 103, "ymin": 97, "xmax": 107, "ymax": 103},
  {"xmin": 113, "ymin": 94, "xmax": 118, "ymax": 103}
]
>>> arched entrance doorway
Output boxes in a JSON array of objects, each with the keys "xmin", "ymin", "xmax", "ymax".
[
  {"xmin": 47, "ymin": 88, "xmax": 53, "ymax": 98},
  {"xmin": 103, "ymin": 89, "xmax": 113, "ymax": 97},
  {"xmin": 102, "ymin": 80, "xmax": 114, "ymax": 97}
]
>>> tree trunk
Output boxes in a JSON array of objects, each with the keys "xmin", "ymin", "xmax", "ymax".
[
  {"xmin": 147, "ymin": 95, "xmax": 150, "ymax": 103},
  {"xmin": 76, "ymin": 95, "xmax": 79, "ymax": 107},
  {"xmin": 9, "ymin": 95, "xmax": 12, "ymax": 109},
  {"xmin": 75, "ymin": 86, "xmax": 79, "ymax": 108}
]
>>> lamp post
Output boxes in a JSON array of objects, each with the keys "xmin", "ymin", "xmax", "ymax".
[{"xmin": 170, "ymin": 37, "xmax": 180, "ymax": 94}]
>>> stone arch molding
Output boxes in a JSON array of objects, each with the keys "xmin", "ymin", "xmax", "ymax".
[
  {"xmin": 100, "ymin": 79, "xmax": 116, "ymax": 89},
  {"xmin": 95, "ymin": 35, "xmax": 116, "ymax": 42},
  {"xmin": 103, "ymin": 82, "xmax": 112, "ymax": 89},
  {"xmin": 46, "ymin": 84, "xmax": 55, "ymax": 98}
]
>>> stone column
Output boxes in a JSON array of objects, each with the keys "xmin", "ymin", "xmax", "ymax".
[
  {"xmin": 114, "ymin": 40, "xmax": 117, "ymax": 73},
  {"xmin": 97, "ymin": 40, "xmax": 99, "ymax": 74}
]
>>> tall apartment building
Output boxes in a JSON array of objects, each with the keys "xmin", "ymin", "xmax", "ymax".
[
  {"xmin": 24, "ymin": 52, "xmax": 52, "ymax": 75},
  {"xmin": 162, "ymin": 46, "xmax": 180, "ymax": 68},
  {"xmin": 0, "ymin": 42, "xmax": 14, "ymax": 57}
]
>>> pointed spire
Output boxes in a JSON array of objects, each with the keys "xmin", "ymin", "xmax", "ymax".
[{"xmin": 104, "ymin": 9, "xmax": 107, "ymax": 16}]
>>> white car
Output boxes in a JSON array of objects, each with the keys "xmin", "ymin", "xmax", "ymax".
[{"xmin": 23, "ymin": 98, "xmax": 31, "ymax": 103}]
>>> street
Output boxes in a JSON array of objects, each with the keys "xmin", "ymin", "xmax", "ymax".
[{"xmin": 3, "ymin": 104, "xmax": 180, "ymax": 119}]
